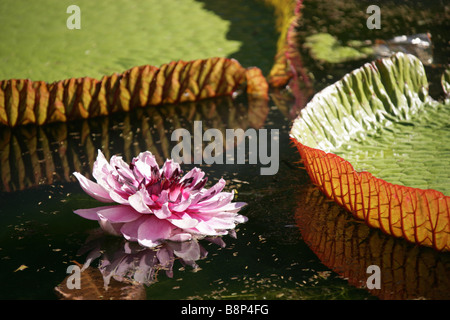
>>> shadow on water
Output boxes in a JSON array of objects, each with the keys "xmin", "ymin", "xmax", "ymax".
[{"xmin": 194, "ymin": 0, "xmax": 279, "ymax": 76}]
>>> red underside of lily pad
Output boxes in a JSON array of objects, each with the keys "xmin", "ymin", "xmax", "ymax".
[{"xmin": 292, "ymin": 138, "xmax": 450, "ymax": 252}]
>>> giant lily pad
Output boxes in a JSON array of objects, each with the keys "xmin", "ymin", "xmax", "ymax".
[
  {"xmin": 0, "ymin": 58, "xmax": 268, "ymax": 127},
  {"xmin": 0, "ymin": 0, "xmax": 278, "ymax": 82},
  {"xmin": 290, "ymin": 52, "xmax": 450, "ymax": 251}
]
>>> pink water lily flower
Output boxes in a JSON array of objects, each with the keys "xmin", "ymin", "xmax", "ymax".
[{"xmin": 73, "ymin": 150, "xmax": 247, "ymax": 247}]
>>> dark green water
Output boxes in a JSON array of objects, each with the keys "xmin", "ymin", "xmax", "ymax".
[{"xmin": 0, "ymin": 95, "xmax": 375, "ymax": 300}]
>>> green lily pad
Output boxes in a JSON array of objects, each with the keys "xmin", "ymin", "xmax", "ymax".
[
  {"xmin": 291, "ymin": 52, "xmax": 450, "ymax": 251},
  {"xmin": 0, "ymin": 0, "xmax": 277, "ymax": 82},
  {"xmin": 303, "ymin": 33, "xmax": 373, "ymax": 64},
  {"xmin": 291, "ymin": 52, "xmax": 450, "ymax": 196}
]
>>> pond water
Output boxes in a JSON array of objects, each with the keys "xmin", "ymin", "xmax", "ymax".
[
  {"xmin": 1, "ymin": 92, "xmax": 449, "ymax": 300},
  {"xmin": 0, "ymin": 0, "xmax": 449, "ymax": 301},
  {"xmin": 0, "ymin": 93, "xmax": 373, "ymax": 300}
]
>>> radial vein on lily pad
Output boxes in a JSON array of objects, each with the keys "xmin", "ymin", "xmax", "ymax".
[{"xmin": 73, "ymin": 150, "xmax": 247, "ymax": 248}]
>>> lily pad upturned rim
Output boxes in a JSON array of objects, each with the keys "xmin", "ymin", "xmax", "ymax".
[{"xmin": 290, "ymin": 52, "xmax": 450, "ymax": 252}]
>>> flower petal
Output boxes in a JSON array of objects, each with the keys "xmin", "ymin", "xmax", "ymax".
[
  {"xmin": 98, "ymin": 218, "xmax": 124, "ymax": 236},
  {"xmin": 189, "ymin": 219, "xmax": 221, "ymax": 236},
  {"xmin": 234, "ymin": 214, "xmax": 248, "ymax": 224},
  {"xmin": 120, "ymin": 216, "xmax": 148, "ymax": 242},
  {"xmin": 153, "ymin": 202, "xmax": 172, "ymax": 219},
  {"xmin": 170, "ymin": 197, "xmax": 192, "ymax": 212},
  {"xmin": 128, "ymin": 191, "xmax": 153, "ymax": 214},
  {"xmin": 110, "ymin": 155, "xmax": 136, "ymax": 186},
  {"xmin": 180, "ymin": 167, "xmax": 205, "ymax": 188},
  {"xmin": 202, "ymin": 216, "xmax": 236, "ymax": 229},
  {"xmin": 189, "ymin": 192, "xmax": 235, "ymax": 211},
  {"xmin": 161, "ymin": 159, "xmax": 181, "ymax": 179},
  {"xmin": 167, "ymin": 213, "xmax": 199, "ymax": 229},
  {"xmin": 192, "ymin": 178, "xmax": 226, "ymax": 204},
  {"xmin": 73, "ymin": 172, "xmax": 113, "ymax": 203},
  {"xmin": 132, "ymin": 151, "xmax": 159, "ymax": 181},
  {"xmin": 74, "ymin": 206, "xmax": 110, "ymax": 220},
  {"xmin": 137, "ymin": 216, "xmax": 174, "ymax": 248},
  {"xmin": 192, "ymin": 202, "xmax": 247, "ymax": 215},
  {"xmin": 168, "ymin": 233, "xmax": 193, "ymax": 242},
  {"xmin": 96, "ymin": 205, "xmax": 142, "ymax": 223},
  {"xmin": 92, "ymin": 149, "xmax": 112, "ymax": 182}
]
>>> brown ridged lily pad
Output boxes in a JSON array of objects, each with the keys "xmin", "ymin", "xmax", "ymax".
[{"xmin": 0, "ymin": 57, "xmax": 268, "ymax": 127}]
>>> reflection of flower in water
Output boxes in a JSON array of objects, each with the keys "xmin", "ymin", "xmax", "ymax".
[
  {"xmin": 74, "ymin": 150, "xmax": 247, "ymax": 247},
  {"xmin": 78, "ymin": 229, "xmax": 227, "ymax": 287}
]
